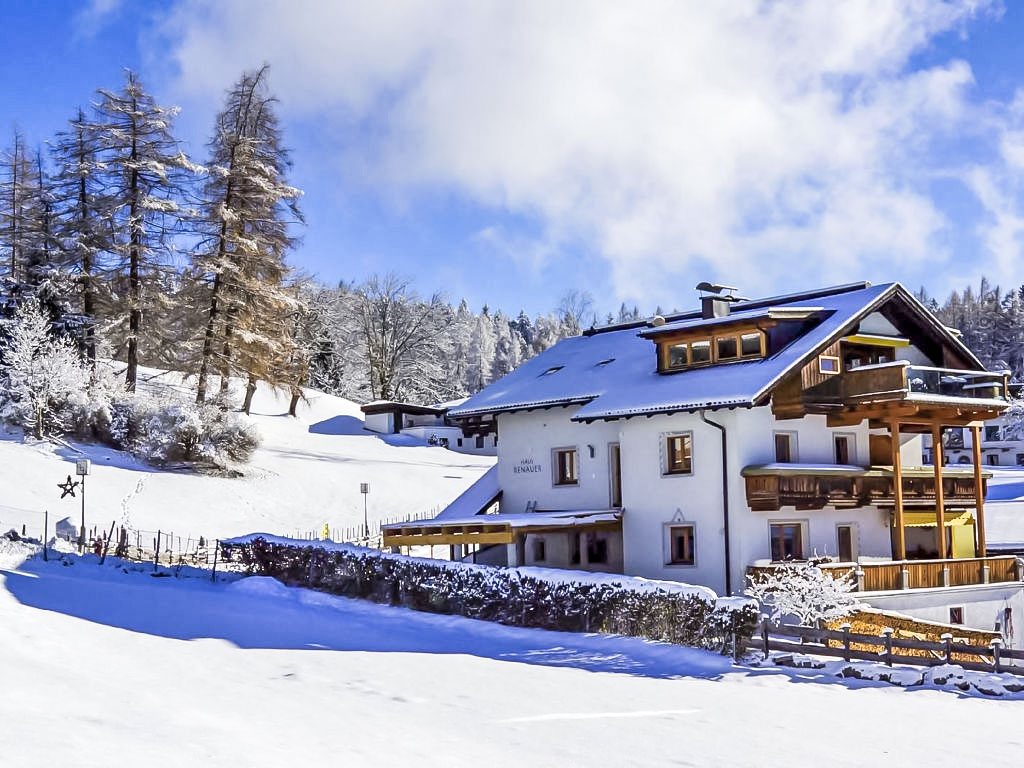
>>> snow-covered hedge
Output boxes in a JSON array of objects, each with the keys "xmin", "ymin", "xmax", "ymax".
[{"xmin": 221, "ymin": 535, "xmax": 759, "ymax": 655}]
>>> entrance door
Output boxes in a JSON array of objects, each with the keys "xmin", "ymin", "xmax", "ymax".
[{"xmin": 608, "ymin": 443, "xmax": 622, "ymax": 507}]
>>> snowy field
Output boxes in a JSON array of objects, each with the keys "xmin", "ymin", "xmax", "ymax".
[
  {"xmin": 2, "ymin": 540, "xmax": 1023, "ymax": 767},
  {"xmin": 0, "ymin": 373, "xmax": 493, "ymax": 544}
]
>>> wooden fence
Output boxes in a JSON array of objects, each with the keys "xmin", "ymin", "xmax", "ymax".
[{"xmin": 759, "ymin": 620, "xmax": 1024, "ymax": 676}]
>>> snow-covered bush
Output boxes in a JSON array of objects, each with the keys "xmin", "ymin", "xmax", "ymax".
[
  {"xmin": 0, "ymin": 300, "xmax": 90, "ymax": 437},
  {"xmin": 745, "ymin": 561, "xmax": 859, "ymax": 627},
  {"xmin": 223, "ymin": 537, "xmax": 759, "ymax": 655}
]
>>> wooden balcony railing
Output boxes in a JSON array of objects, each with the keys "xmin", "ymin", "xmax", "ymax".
[
  {"xmin": 748, "ymin": 555, "xmax": 1021, "ymax": 593},
  {"xmin": 742, "ymin": 464, "xmax": 990, "ymax": 512},
  {"xmin": 804, "ymin": 362, "xmax": 1008, "ymax": 408}
]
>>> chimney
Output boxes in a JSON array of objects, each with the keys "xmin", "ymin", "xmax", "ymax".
[{"xmin": 695, "ymin": 282, "xmax": 745, "ymax": 320}]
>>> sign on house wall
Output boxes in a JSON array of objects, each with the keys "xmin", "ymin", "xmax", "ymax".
[{"xmin": 513, "ymin": 458, "xmax": 544, "ymax": 475}]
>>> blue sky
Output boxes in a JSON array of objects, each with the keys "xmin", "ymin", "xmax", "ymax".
[{"xmin": 2, "ymin": 1, "xmax": 1023, "ymax": 319}]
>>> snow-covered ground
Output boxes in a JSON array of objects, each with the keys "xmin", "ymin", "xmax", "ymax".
[
  {"xmin": 1, "ymin": 540, "xmax": 1022, "ymax": 767},
  {"xmin": 0, "ymin": 374, "xmax": 493, "ymax": 545}
]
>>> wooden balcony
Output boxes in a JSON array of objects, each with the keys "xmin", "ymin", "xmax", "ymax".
[
  {"xmin": 748, "ymin": 555, "xmax": 1021, "ymax": 593},
  {"xmin": 775, "ymin": 361, "xmax": 1009, "ymax": 426},
  {"xmin": 742, "ymin": 464, "xmax": 990, "ymax": 512}
]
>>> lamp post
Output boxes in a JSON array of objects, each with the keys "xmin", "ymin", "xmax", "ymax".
[
  {"xmin": 360, "ymin": 482, "xmax": 370, "ymax": 538},
  {"xmin": 76, "ymin": 459, "xmax": 90, "ymax": 552}
]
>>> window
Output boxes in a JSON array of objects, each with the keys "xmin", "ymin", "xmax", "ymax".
[
  {"xmin": 837, "ymin": 524, "xmax": 855, "ymax": 562},
  {"xmin": 668, "ymin": 343, "xmax": 689, "ymax": 368},
  {"xmin": 819, "ymin": 355, "xmax": 840, "ymax": 374},
  {"xmin": 475, "ymin": 435, "xmax": 484, "ymax": 449},
  {"xmin": 570, "ymin": 533, "xmax": 581, "ymax": 565},
  {"xmin": 585, "ymin": 532, "xmax": 608, "ymax": 564},
  {"xmin": 1017, "ymin": 454, "xmax": 1024, "ymax": 467},
  {"xmin": 540, "ymin": 365, "xmax": 563, "ymax": 376},
  {"xmin": 664, "ymin": 433, "xmax": 693, "ymax": 475},
  {"xmin": 553, "ymin": 448, "xmax": 578, "ymax": 486},
  {"xmin": 667, "ymin": 524, "xmax": 696, "ymax": 566},
  {"xmin": 949, "ymin": 606, "xmax": 964, "ymax": 625},
  {"xmin": 774, "ymin": 432, "xmax": 796, "ymax": 463},
  {"xmin": 690, "ymin": 340, "xmax": 711, "ymax": 364},
  {"xmin": 988, "ymin": 454, "xmax": 1000, "ymax": 466},
  {"xmin": 740, "ymin": 333, "xmax": 762, "ymax": 358},
  {"xmin": 457, "ymin": 438, "xmax": 463, "ymax": 447},
  {"xmin": 770, "ymin": 522, "xmax": 804, "ymax": 561},
  {"xmin": 532, "ymin": 537, "xmax": 546, "ymax": 562},
  {"xmin": 985, "ymin": 425, "xmax": 1001, "ymax": 442},
  {"xmin": 834, "ymin": 434, "xmax": 852, "ymax": 465},
  {"xmin": 493, "ymin": 435, "xmax": 499, "ymax": 446},
  {"xmin": 716, "ymin": 336, "xmax": 738, "ymax": 360}
]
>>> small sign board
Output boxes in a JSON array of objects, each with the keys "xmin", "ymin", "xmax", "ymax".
[
  {"xmin": 75, "ymin": 459, "xmax": 91, "ymax": 476},
  {"xmin": 360, "ymin": 483, "xmax": 370, "ymax": 494}
]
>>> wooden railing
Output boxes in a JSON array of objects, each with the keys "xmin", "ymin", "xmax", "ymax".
[
  {"xmin": 757, "ymin": 621, "xmax": 1024, "ymax": 675},
  {"xmin": 803, "ymin": 362, "xmax": 1008, "ymax": 407},
  {"xmin": 743, "ymin": 466, "xmax": 986, "ymax": 512},
  {"xmin": 748, "ymin": 555, "xmax": 1021, "ymax": 593}
]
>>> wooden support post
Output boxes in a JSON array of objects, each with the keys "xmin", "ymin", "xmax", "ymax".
[
  {"xmin": 992, "ymin": 638, "xmax": 1002, "ymax": 674},
  {"xmin": 932, "ymin": 424, "xmax": 946, "ymax": 558},
  {"xmin": 972, "ymin": 425, "xmax": 987, "ymax": 557},
  {"xmin": 882, "ymin": 627, "xmax": 893, "ymax": 667},
  {"xmin": 891, "ymin": 420, "xmax": 906, "ymax": 560}
]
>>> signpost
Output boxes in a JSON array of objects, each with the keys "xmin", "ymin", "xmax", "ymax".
[
  {"xmin": 76, "ymin": 459, "xmax": 90, "ymax": 553},
  {"xmin": 360, "ymin": 482, "xmax": 370, "ymax": 538}
]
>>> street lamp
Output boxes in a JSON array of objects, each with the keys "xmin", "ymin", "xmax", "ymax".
[
  {"xmin": 75, "ymin": 459, "xmax": 90, "ymax": 552},
  {"xmin": 360, "ymin": 482, "xmax": 370, "ymax": 538}
]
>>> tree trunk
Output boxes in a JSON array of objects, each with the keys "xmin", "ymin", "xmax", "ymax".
[
  {"xmin": 242, "ymin": 373, "xmax": 257, "ymax": 414},
  {"xmin": 288, "ymin": 387, "xmax": 301, "ymax": 417},
  {"xmin": 196, "ymin": 271, "xmax": 222, "ymax": 403},
  {"xmin": 219, "ymin": 317, "xmax": 234, "ymax": 394},
  {"xmin": 125, "ymin": 118, "xmax": 141, "ymax": 392}
]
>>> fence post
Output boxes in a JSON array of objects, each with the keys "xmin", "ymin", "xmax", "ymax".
[
  {"xmin": 761, "ymin": 620, "xmax": 770, "ymax": 660},
  {"xmin": 900, "ymin": 567, "xmax": 910, "ymax": 590},
  {"xmin": 99, "ymin": 520, "xmax": 116, "ymax": 565},
  {"xmin": 211, "ymin": 540, "xmax": 219, "ymax": 582},
  {"xmin": 840, "ymin": 622, "xmax": 852, "ymax": 662},
  {"xmin": 154, "ymin": 530, "xmax": 161, "ymax": 572},
  {"xmin": 42, "ymin": 510, "xmax": 48, "ymax": 562},
  {"xmin": 855, "ymin": 569, "xmax": 865, "ymax": 592},
  {"xmin": 992, "ymin": 637, "xmax": 1002, "ymax": 674},
  {"xmin": 882, "ymin": 627, "xmax": 893, "ymax": 667},
  {"xmin": 941, "ymin": 632, "xmax": 953, "ymax": 664}
]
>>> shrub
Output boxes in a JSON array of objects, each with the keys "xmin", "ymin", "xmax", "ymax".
[{"xmin": 222, "ymin": 536, "xmax": 759, "ymax": 655}]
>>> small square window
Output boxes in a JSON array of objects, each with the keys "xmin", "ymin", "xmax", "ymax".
[
  {"xmin": 668, "ymin": 343, "xmax": 688, "ymax": 368},
  {"xmin": 985, "ymin": 425, "xmax": 1001, "ymax": 442},
  {"xmin": 949, "ymin": 606, "xmax": 964, "ymax": 625},
  {"xmin": 717, "ymin": 336, "xmax": 738, "ymax": 360},
  {"xmin": 740, "ymin": 333, "xmax": 762, "ymax": 358},
  {"xmin": 770, "ymin": 522, "xmax": 804, "ymax": 561},
  {"xmin": 664, "ymin": 433, "xmax": 693, "ymax": 475},
  {"xmin": 819, "ymin": 355, "xmax": 840, "ymax": 374},
  {"xmin": 667, "ymin": 525, "xmax": 695, "ymax": 566},
  {"xmin": 553, "ymin": 448, "xmax": 578, "ymax": 486},
  {"xmin": 690, "ymin": 340, "xmax": 711, "ymax": 364}
]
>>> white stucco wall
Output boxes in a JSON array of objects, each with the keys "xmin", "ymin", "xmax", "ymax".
[
  {"xmin": 363, "ymin": 412, "xmax": 394, "ymax": 434},
  {"xmin": 493, "ymin": 403, "xmax": 914, "ymax": 596}
]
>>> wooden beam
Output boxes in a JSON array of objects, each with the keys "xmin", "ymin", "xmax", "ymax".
[
  {"xmin": 381, "ymin": 531, "xmax": 516, "ymax": 547},
  {"xmin": 972, "ymin": 425, "xmax": 987, "ymax": 557},
  {"xmin": 932, "ymin": 423, "xmax": 945, "ymax": 558},
  {"xmin": 891, "ymin": 420, "xmax": 906, "ymax": 560}
]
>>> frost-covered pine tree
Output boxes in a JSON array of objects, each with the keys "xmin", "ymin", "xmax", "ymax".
[
  {"xmin": 51, "ymin": 107, "xmax": 114, "ymax": 368},
  {"xmin": 193, "ymin": 66, "xmax": 303, "ymax": 406},
  {"xmin": 0, "ymin": 300, "xmax": 89, "ymax": 438},
  {"xmin": 86, "ymin": 70, "xmax": 198, "ymax": 391}
]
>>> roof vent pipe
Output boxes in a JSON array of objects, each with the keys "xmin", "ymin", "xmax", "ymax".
[{"xmin": 696, "ymin": 282, "xmax": 747, "ymax": 320}]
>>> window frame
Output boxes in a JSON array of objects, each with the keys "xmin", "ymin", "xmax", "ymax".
[
  {"xmin": 836, "ymin": 522, "xmax": 858, "ymax": 563},
  {"xmin": 833, "ymin": 432, "xmax": 855, "ymax": 465},
  {"xmin": 774, "ymin": 431, "xmax": 798, "ymax": 463},
  {"xmin": 769, "ymin": 520, "xmax": 807, "ymax": 562},
  {"xmin": 584, "ymin": 531, "xmax": 609, "ymax": 565},
  {"xmin": 664, "ymin": 522, "xmax": 697, "ymax": 567},
  {"xmin": 552, "ymin": 446, "xmax": 580, "ymax": 487},
  {"xmin": 819, "ymin": 355, "xmax": 841, "ymax": 375},
  {"xmin": 658, "ymin": 329, "xmax": 766, "ymax": 371},
  {"xmin": 661, "ymin": 431, "xmax": 694, "ymax": 477}
]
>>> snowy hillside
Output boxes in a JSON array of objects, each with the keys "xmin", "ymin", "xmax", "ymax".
[{"xmin": 0, "ymin": 373, "xmax": 493, "ymax": 544}]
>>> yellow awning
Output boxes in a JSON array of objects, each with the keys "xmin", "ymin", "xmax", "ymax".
[{"xmin": 902, "ymin": 511, "xmax": 975, "ymax": 527}]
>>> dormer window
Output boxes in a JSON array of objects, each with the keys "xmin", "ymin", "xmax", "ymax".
[
  {"xmin": 657, "ymin": 329, "xmax": 764, "ymax": 372},
  {"xmin": 540, "ymin": 365, "xmax": 563, "ymax": 377}
]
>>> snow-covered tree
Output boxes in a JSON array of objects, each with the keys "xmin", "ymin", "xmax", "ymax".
[
  {"xmin": 193, "ymin": 66, "xmax": 303, "ymax": 407},
  {"xmin": 0, "ymin": 300, "xmax": 89, "ymax": 437},
  {"xmin": 86, "ymin": 70, "xmax": 198, "ymax": 391},
  {"xmin": 745, "ymin": 562, "xmax": 859, "ymax": 627}
]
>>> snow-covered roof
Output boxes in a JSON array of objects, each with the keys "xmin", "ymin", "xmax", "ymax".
[
  {"xmin": 432, "ymin": 465, "xmax": 500, "ymax": 519},
  {"xmin": 449, "ymin": 281, "xmax": 911, "ymax": 421},
  {"xmin": 382, "ymin": 507, "xmax": 622, "ymax": 532}
]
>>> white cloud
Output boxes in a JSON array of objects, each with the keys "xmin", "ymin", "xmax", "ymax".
[
  {"xmin": 156, "ymin": 0, "xmax": 1020, "ymax": 301},
  {"xmin": 74, "ymin": 0, "xmax": 125, "ymax": 38}
]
